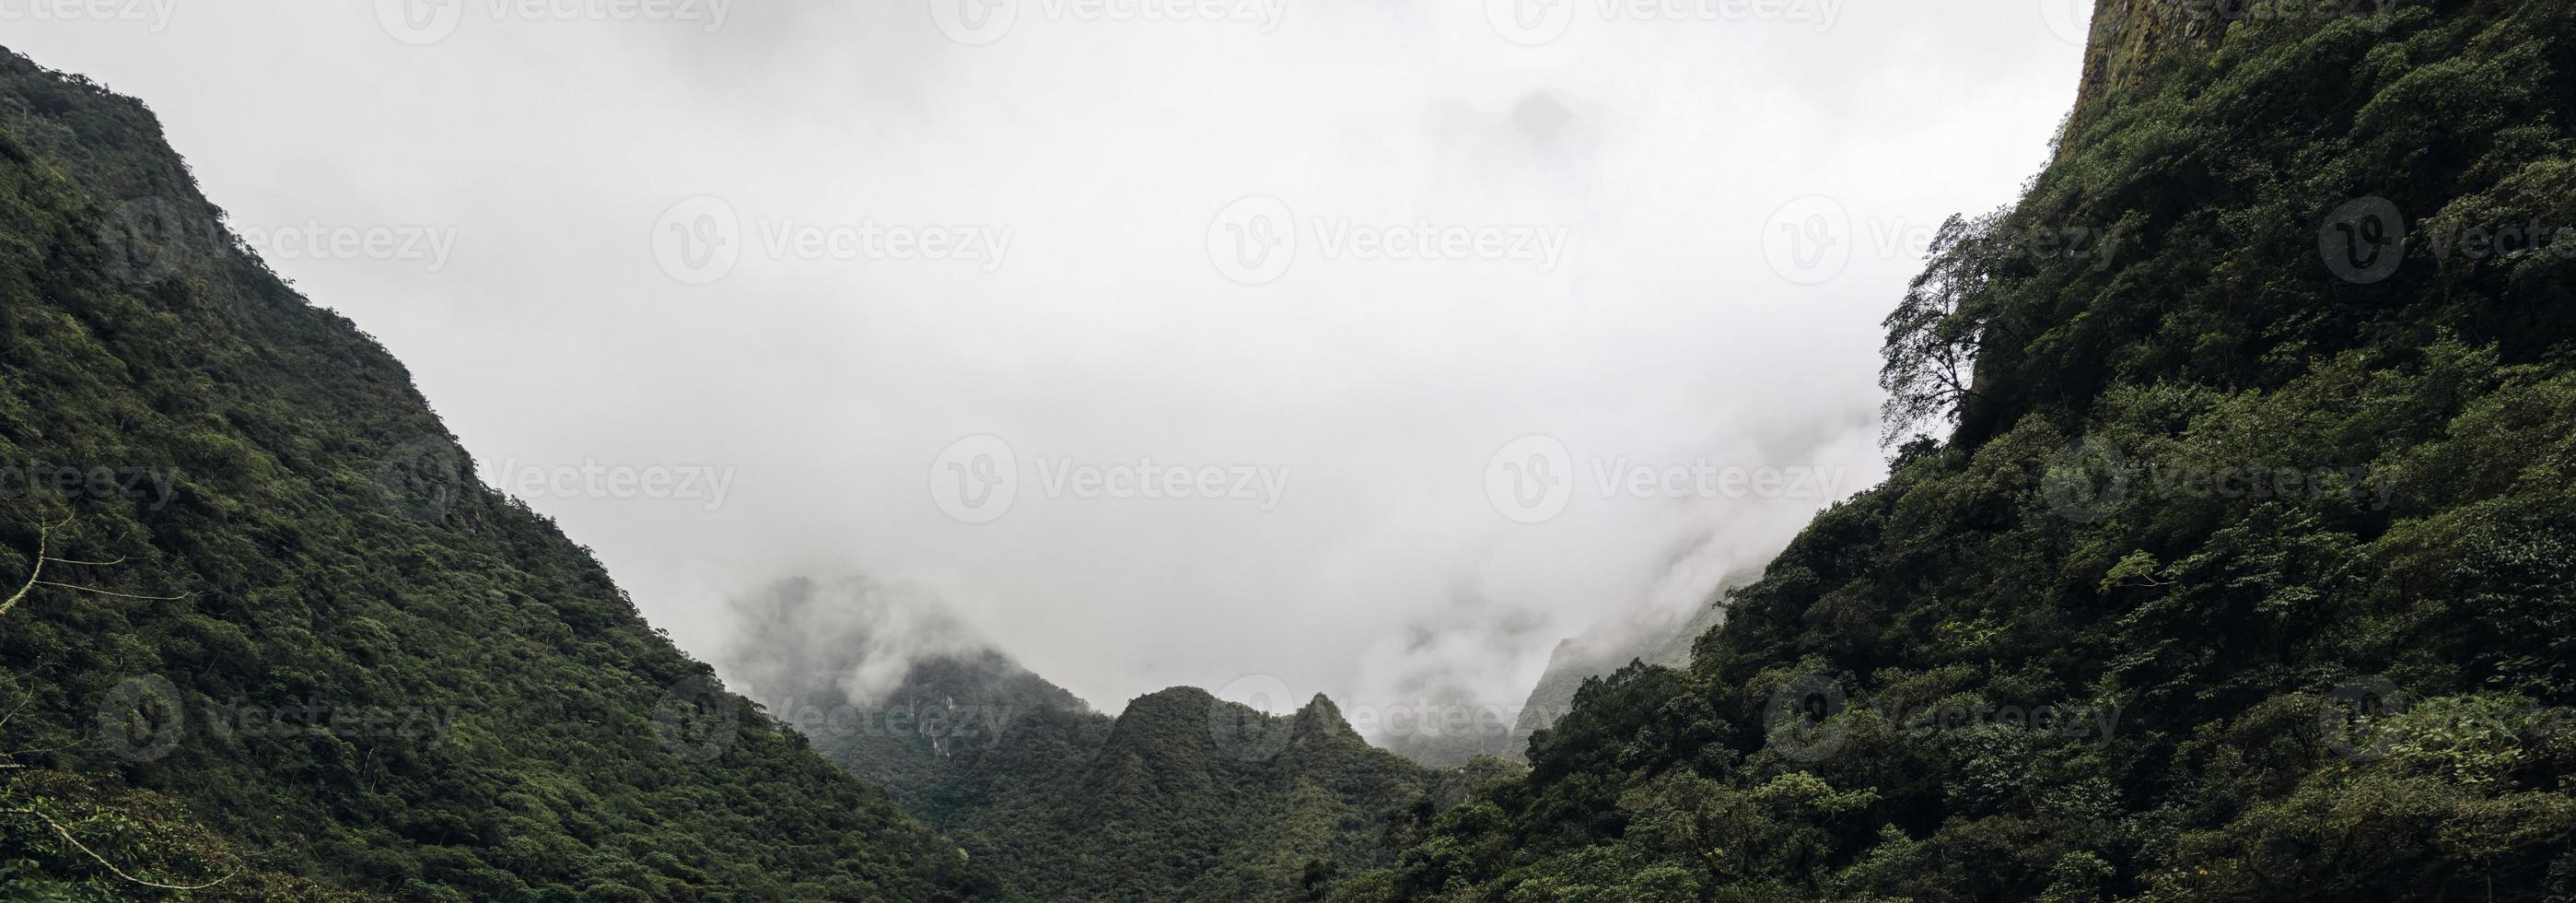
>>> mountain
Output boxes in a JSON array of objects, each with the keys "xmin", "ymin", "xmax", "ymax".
[
  {"xmin": 711, "ymin": 576, "xmax": 1092, "ymax": 818},
  {"xmin": 923, "ymin": 686, "xmax": 1456, "ymax": 902},
  {"xmin": 715, "ymin": 579, "xmax": 1477, "ymax": 901},
  {"xmin": 1341, "ymin": 1, "xmax": 2576, "ymax": 900},
  {"xmin": 0, "ymin": 49, "xmax": 996, "ymax": 901},
  {"xmin": 1496, "ymin": 569, "xmax": 1762, "ymax": 764}
]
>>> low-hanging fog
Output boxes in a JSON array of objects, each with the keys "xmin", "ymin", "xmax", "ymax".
[{"xmin": 8, "ymin": 1, "xmax": 2092, "ymax": 732}]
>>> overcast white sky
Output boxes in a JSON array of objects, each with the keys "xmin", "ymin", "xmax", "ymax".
[{"xmin": 6, "ymin": 0, "xmax": 2093, "ymax": 724}]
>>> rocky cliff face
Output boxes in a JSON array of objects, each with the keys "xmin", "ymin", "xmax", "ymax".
[
  {"xmin": 2077, "ymin": 0, "xmax": 2211, "ymax": 113},
  {"xmin": 2072, "ymin": 0, "xmax": 2348, "ymax": 128}
]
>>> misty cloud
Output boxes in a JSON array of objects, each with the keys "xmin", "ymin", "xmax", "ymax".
[
  {"xmin": 6, "ymin": 2, "xmax": 2091, "ymax": 725},
  {"xmin": 716, "ymin": 576, "xmax": 997, "ymax": 709}
]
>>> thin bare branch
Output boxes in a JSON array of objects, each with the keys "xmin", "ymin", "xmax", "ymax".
[
  {"xmin": 1, "ymin": 522, "xmax": 51, "ymax": 618},
  {"xmin": 1, "ymin": 806, "xmax": 235, "ymax": 891},
  {"xmin": 31, "ymin": 581, "xmax": 189, "ymax": 602}
]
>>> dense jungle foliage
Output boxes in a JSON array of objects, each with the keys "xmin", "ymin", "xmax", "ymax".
[
  {"xmin": 713, "ymin": 577, "xmax": 1504, "ymax": 901},
  {"xmin": 10, "ymin": 0, "xmax": 2576, "ymax": 899},
  {"xmin": 1337, "ymin": 1, "xmax": 2576, "ymax": 900},
  {"xmin": 0, "ymin": 48, "xmax": 997, "ymax": 902},
  {"xmin": 765, "ymin": 639, "xmax": 1481, "ymax": 902}
]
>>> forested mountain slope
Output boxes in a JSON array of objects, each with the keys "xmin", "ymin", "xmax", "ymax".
[
  {"xmin": 710, "ymin": 576, "xmax": 1096, "ymax": 820},
  {"xmin": 721, "ymin": 580, "xmax": 1477, "ymax": 902},
  {"xmin": 714, "ymin": 574, "xmax": 1524, "ymax": 902},
  {"xmin": 1343, "ymin": 1, "xmax": 2576, "ymax": 899},
  {"xmin": 0, "ymin": 49, "xmax": 995, "ymax": 902},
  {"xmin": 1493, "ymin": 570, "xmax": 1760, "ymax": 767},
  {"xmin": 928, "ymin": 687, "xmax": 1457, "ymax": 901}
]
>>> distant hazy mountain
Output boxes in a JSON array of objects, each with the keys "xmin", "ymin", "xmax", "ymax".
[
  {"xmin": 926, "ymin": 686, "xmax": 1503, "ymax": 902},
  {"xmin": 716, "ymin": 577, "xmax": 1496, "ymax": 901},
  {"xmin": 1495, "ymin": 569, "xmax": 1762, "ymax": 762},
  {"xmin": 715, "ymin": 576, "xmax": 1092, "ymax": 815}
]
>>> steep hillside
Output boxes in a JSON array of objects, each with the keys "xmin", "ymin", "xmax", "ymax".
[
  {"xmin": 711, "ymin": 576, "xmax": 1470, "ymax": 900},
  {"xmin": 926, "ymin": 687, "xmax": 1453, "ymax": 902},
  {"xmin": 1496, "ymin": 570, "xmax": 1761, "ymax": 765},
  {"xmin": 0, "ymin": 50, "xmax": 994, "ymax": 901},
  {"xmin": 1345, "ymin": 1, "xmax": 2576, "ymax": 899}
]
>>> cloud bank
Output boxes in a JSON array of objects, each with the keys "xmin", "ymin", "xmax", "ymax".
[{"xmin": 10, "ymin": 1, "xmax": 2092, "ymax": 727}]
